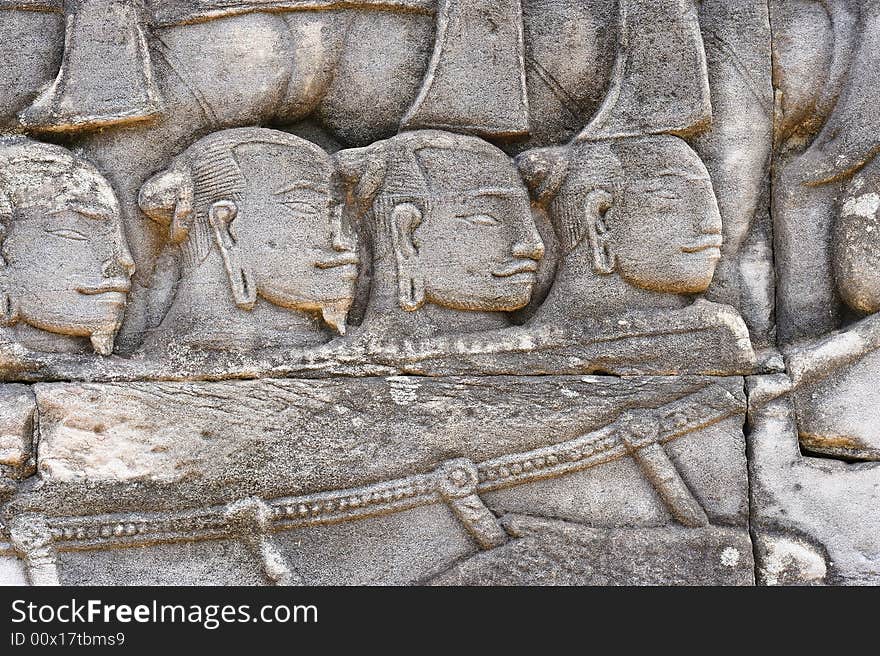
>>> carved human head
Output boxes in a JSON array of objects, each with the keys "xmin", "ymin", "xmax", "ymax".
[
  {"xmin": 0, "ymin": 137, "xmax": 134, "ymax": 354},
  {"xmin": 336, "ymin": 130, "xmax": 545, "ymax": 313},
  {"xmin": 833, "ymin": 155, "xmax": 880, "ymax": 314},
  {"xmin": 517, "ymin": 135, "xmax": 722, "ymax": 295},
  {"xmin": 139, "ymin": 128, "xmax": 359, "ymax": 334}
]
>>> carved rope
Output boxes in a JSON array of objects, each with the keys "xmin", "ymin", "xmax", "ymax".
[{"xmin": 34, "ymin": 384, "xmax": 740, "ymax": 552}]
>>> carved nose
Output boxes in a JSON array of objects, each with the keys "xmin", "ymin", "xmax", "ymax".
[
  {"xmin": 513, "ymin": 239, "xmax": 545, "ymax": 261},
  {"xmin": 118, "ymin": 249, "xmax": 136, "ymax": 277},
  {"xmin": 103, "ymin": 249, "xmax": 136, "ymax": 279},
  {"xmin": 330, "ymin": 206, "xmax": 357, "ymax": 253},
  {"xmin": 332, "ymin": 230, "xmax": 356, "ymax": 253},
  {"xmin": 700, "ymin": 196, "xmax": 723, "ymax": 236}
]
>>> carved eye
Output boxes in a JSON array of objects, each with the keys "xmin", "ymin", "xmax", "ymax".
[
  {"xmin": 461, "ymin": 214, "xmax": 500, "ymax": 227},
  {"xmin": 279, "ymin": 200, "xmax": 318, "ymax": 218},
  {"xmin": 47, "ymin": 228, "xmax": 88, "ymax": 241}
]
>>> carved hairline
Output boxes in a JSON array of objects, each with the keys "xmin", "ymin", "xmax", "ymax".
[
  {"xmin": 0, "ymin": 141, "xmax": 117, "ymax": 231},
  {"xmin": 142, "ymin": 129, "xmax": 336, "ymax": 223},
  {"xmin": 182, "ymin": 128, "xmax": 331, "ymax": 164},
  {"xmin": 519, "ymin": 134, "xmax": 707, "ymax": 206},
  {"xmin": 334, "ymin": 131, "xmax": 520, "ymax": 205}
]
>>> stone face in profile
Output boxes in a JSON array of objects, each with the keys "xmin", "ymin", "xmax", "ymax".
[
  {"xmin": 139, "ymin": 128, "xmax": 359, "ymax": 349},
  {"xmin": 336, "ymin": 130, "xmax": 544, "ymax": 338},
  {"xmin": 517, "ymin": 135, "xmax": 722, "ymax": 322},
  {"xmin": 0, "ymin": 136, "xmax": 134, "ymax": 355}
]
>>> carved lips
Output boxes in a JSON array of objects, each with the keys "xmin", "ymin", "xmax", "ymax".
[
  {"xmin": 314, "ymin": 250, "xmax": 360, "ymax": 280},
  {"xmin": 491, "ymin": 258, "xmax": 539, "ymax": 283},
  {"xmin": 681, "ymin": 234, "xmax": 723, "ymax": 258},
  {"xmin": 76, "ymin": 280, "xmax": 132, "ymax": 295}
]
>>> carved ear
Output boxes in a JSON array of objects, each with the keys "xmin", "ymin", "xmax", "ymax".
[
  {"xmin": 583, "ymin": 190, "xmax": 616, "ymax": 275},
  {"xmin": 515, "ymin": 147, "xmax": 569, "ymax": 204},
  {"xmin": 389, "ymin": 203, "xmax": 425, "ymax": 311},
  {"xmin": 208, "ymin": 200, "xmax": 257, "ymax": 311},
  {"xmin": 138, "ymin": 165, "xmax": 195, "ymax": 244}
]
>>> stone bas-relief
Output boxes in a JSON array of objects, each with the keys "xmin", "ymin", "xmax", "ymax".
[
  {"xmin": 0, "ymin": 126, "xmax": 757, "ymax": 377},
  {"xmin": 770, "ymin": 3, "xmax": 880, "ymax": 476},
  {"xmin": 4, "ymin": 375, "xmax": 750, "ymax": 585},
  {"xmin": 748, "ymin": 376, "xmax": 880, "ymax": 585},
  {"xmin": 517, "ymin": 135, "xmax": 723, "ymax": 322},
  {"xmin": 0, "ymin": 2, "xmax": 875, "ymax": 586},
  {"xmin": 0, "ymin": 0, "xmax": 773, "ymax": 350},
  {"xmin": 338, "ymin": 130, "xmax": 545, "ymax": 337},
  {"xmin": 0, "ymin": 137, "xmax": 133, "ymax": 357},
  {"xmin": 0, "ymin": 0, "xmax": 759, "ymax": 375},
  {"xmin": 138, "ymin": 128, "xmax": 359, "ymax": 351}
]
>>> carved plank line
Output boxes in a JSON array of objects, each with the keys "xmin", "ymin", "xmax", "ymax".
[{"xmin": 627, "ymin": 444, "xmax": 710, "ymax": 528}]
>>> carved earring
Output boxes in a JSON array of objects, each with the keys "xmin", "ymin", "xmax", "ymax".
[
  {"xmin": 0, "ymin": 265, "xmax": 16, "ymax": 328},
  {"xmin": 208, "ymin": 200, "xmax": 258, "ymax": 311},
  {"xmin": 398, "ymin": 267, "xmax": 426, "ymax": 312},
  {"xmin": 389, "ymin": 204, "xmax": 425, "ymax": 312},
  {"xmin": 0, "ymin": 288, "xmax": 18, "ymax": 327},
  {"xmin": 583, "ymin": 190, "xmax": 616, "ymax": 275}
]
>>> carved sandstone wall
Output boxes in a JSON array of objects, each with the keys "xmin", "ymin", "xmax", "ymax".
[{"xmin": 0, "ymin": 0, "xmax": 877, "ymax": 585}]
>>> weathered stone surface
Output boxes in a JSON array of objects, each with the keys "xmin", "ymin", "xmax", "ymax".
[
  {"xmin": 748, "ymin": 375, "xmax": 880, "ymax": 585},
  {"xmin": 793, "ymin": 349, "xmax": 880, "ymax": 461},
  {"xmin": 0, "ymin": 547, "xmax": 28, "ymax": 586},
  {"xmin": 57, "ymin": 539, "xmax": 267, "ymax": 587},
  {"xmin": 28, "ymin": 376, "xmax": 746, "ymax": 524},
  {"xmin": 0, "ymin": 302, "xmax": 757, "ymax": 382},
  {"xmin": 0, "ymin": 0, "xmax": 877, "ymax": 588},
  {"xmin": 0, "ymin": 374, "xmax": 752, "ymax": 585},
  {"xmin": 271, "ymin": 505, "xmax": 478, "ymax": 586},
  {"xmin": 0, "ymin": 385, "xmax": 33, "ymax": 475},
  {"xmin": 429, "ymin": 515, "xmax": 754, "ymax": 586}
]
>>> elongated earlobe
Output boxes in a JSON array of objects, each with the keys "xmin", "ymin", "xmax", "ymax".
[
  {"xmin": 0, "ymin": 191, "xmax": 18, "ymax": 326},
  {"xmin": 0, "ymin": 291, "xmax": 18, "ymax": 327},
  {"xmin": 208, "ymin": 200, "xmax": 257, "ymax": 310},
  {"xmin": 0, "ymin": 263, "xmax": 19, "ymax": 326},
  {"xmin": 389, "ymin": 203, "xmax": 425, "ymax": 311},
  {"xmin": 584, "ymin": 190, "xmax": 616, "ymax": 275}
]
